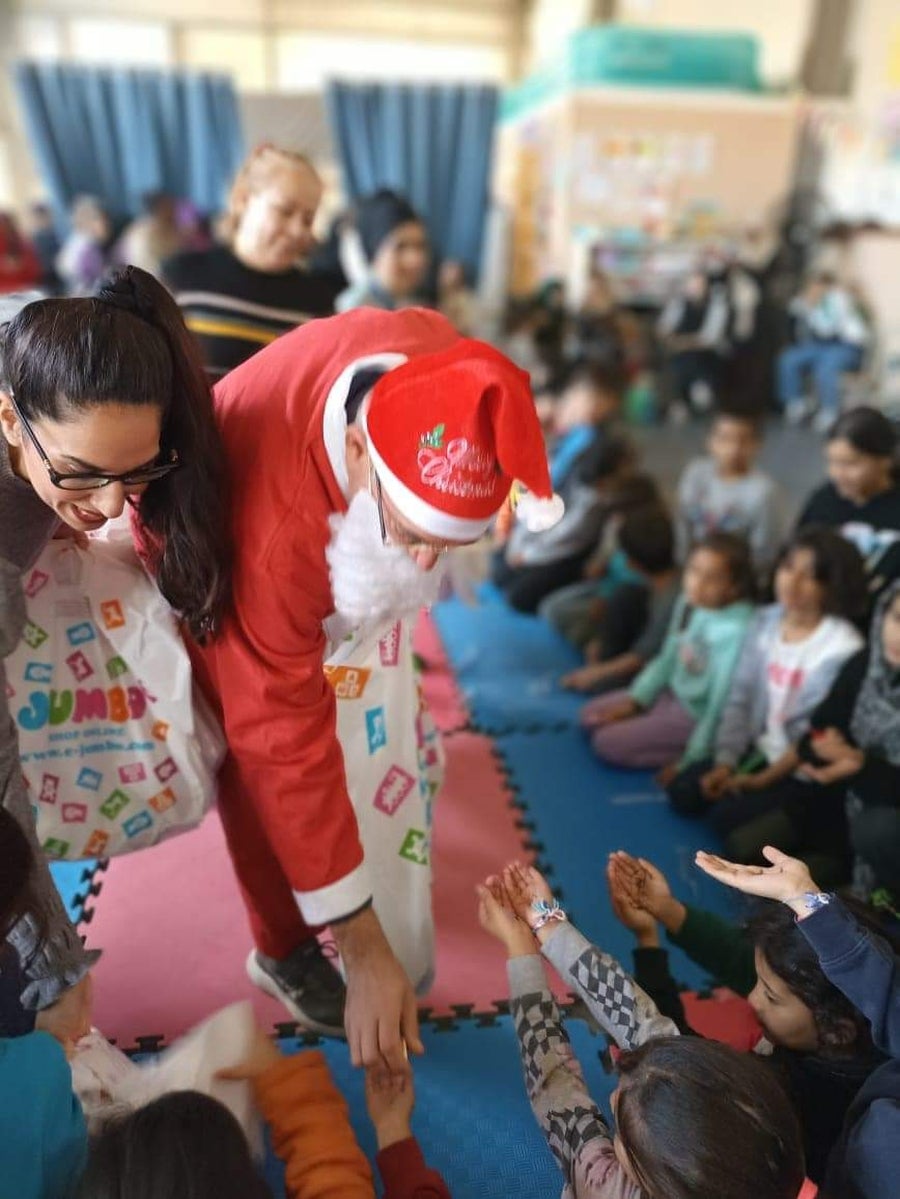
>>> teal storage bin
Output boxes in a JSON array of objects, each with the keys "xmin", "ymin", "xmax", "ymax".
[
  {"xmin": 569, "ymin": 26, "xmax": 761, "ymax": 90},
  {"xmin": 502, "ymin": 25, "xmax": 762, "ymax": 120}
]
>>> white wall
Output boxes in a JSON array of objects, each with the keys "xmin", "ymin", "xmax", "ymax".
[{"xmin": 5, "ymin": 0, "xmax": 518, "ymax": 211}]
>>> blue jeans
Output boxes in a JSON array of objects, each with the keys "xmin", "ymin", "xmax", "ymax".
[{"xmin": 777, "ymin": 341, "xmax": 863, "ymax": 417}]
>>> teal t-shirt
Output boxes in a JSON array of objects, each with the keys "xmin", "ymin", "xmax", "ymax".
[
  {"xmin": 0, "ymin": 1032, "xmax": 87, "ymax": 1199},
  {"xmin": 630, "ymin": 597, "xmax": 755, "ymax": 764}
]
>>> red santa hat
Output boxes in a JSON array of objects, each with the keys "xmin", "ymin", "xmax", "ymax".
[{"xmin": 363, "ymin": 338, "xmax": 551, "ymax": 541}]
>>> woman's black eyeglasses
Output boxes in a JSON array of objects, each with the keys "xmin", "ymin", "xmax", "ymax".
[{"xmin": 10, "ymin": 393, "xmax": 179, "ymax": 492}]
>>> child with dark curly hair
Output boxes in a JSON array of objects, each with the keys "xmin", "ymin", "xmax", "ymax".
[{"xmin": 607, "ymin": 848, "xmax": 894, "ymax": 1186}]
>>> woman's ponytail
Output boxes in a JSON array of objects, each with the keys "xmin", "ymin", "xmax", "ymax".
[{"xmin": 111, "ymin": 267, "xmax": 232, "ymax": 640}]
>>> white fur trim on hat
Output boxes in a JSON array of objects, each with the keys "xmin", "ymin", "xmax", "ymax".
[{"xmin": 362, "ymin": 411, "xmax": 493, "ymax": 542}]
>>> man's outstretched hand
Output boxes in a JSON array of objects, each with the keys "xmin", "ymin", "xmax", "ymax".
[{"xmin": 333, "ymin": 907, "xmax": 423, "ymax": 1074}]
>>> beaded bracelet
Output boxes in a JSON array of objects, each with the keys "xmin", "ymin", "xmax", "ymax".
[{"xmin": 529, "ymin": 898, "xmax": 567, "ymax": 932}]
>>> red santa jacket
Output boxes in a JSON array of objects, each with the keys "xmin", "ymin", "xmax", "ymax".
[{"xmin": 196, "ymin": 307, "xmax": 460, "ymax": 925}]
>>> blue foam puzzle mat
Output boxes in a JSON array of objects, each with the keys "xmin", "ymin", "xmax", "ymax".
[
  {"xmin": 50, "ymin": 858, "xmax": 100, "ymax": 924},
  {"xmin": 494, "ymin": 728, "xmax": 745, "ymax": 992},
  {"xmin": 269, "ymin": 1014, "xmax": 616, "ymax": 1199},
  {"xmin": 433, "ymin": 589, "xmax": 584, "ymax": 733}
]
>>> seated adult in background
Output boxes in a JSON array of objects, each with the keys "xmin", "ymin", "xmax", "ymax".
[
  {"xmin": 55, "ymin": 196, "xmax": 110, "ymax": 296},
  {"xmin": 657, "ymin": 265, "xmax": 729, "ymax": 422},
  {"xmin": 165, "ymin": 143, "xmax": 336, "ymax": 380},
  {"xmin": 797, "ymin": 407, "xmax": 900, "ymax": 603},
  {"xmin": 116, "ymin": 191, "xmax": 182, "ymax": 278},
  {"xmin": 336, "ymin": 190, "xmax": 429, "ymax": 313},
  {"xmin": 569, "ymin": 267, "xmax": 627, "ymax": 384},
  {"xmin": 778, "ymin": 272, "xmax": 870, "ymax": 434},
  {"xmin": 23, "ymin": 202, "xmax": 61, "ymax": 294},
  {"xmin": 437, "ymin": 259, "xmax": 478, "ymax": 335},
  {"xmin": 0, "ymin": 212, "xmax": 40, "ymax": 295}
]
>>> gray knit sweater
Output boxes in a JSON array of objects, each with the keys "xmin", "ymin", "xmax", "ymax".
[{"xmin": 1, "ymin": 438, "xmax": 90, "ymax": 1011}]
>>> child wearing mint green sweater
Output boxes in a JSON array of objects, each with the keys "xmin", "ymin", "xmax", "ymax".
[{"xmin": 583, "ymin": 532, "xmax": 755, "ymax": 777}]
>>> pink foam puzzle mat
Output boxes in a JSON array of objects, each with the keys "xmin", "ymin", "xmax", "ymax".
[
  {"xmin": 414, "ymin": 610, "xmax": 470, "ymax": 733},
  {"xmin": 82, "ymin": 726, "xmax": 546, "ymax": 1045}
]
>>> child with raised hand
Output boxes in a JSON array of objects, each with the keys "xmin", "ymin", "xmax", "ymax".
[
  {"xmin": 80, "ymin": 1029, "xmax": 449, "ymax": 1199},
  {"xmin": 607, "ymin": 849, "xmax": 893, "ymax": 1183},
  {"xmin": 676, "ymin": 407, "xmax": 783, "ymax": 576},
  {"xmin": 666, "ymin": 527, "xmax": 867, "ymax": 865},
  {"xmin": 476, "ymin": 864, "xmax": 811, "ymax": 1199},
  {"xmin": 0, "ymin": 805, "xmax": 88, "ymax": 1199},
  {"xmin": 582, "ymin": 531, "xmax": 756, "ymax": 781},
  {"xmin": 696, "ymin": 846, "xmax": 900, "ymax": 1199}
]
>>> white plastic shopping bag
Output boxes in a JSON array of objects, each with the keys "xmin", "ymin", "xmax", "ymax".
[
  {"xmin": 7, "ymin": 538, "xmax": 224, "ymax": 860},
  {"xmin": 71, "ymin": 1002, "xmax": 263, "ymax": 1155}
]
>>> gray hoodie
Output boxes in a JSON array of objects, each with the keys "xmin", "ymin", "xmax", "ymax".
[{"xmin": 1, "ymin": 440, "xmax": 91, "ymax": 1012}]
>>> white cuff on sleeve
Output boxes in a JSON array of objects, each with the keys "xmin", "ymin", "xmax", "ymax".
[{"xmin": 294, "ymin": 859, "xmax": 373, "ymax": 927}]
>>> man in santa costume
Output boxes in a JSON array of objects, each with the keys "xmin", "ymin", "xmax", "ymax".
[{"xmin": 197, "ymin": 306, "xmax": 551, "ymax": 1073}]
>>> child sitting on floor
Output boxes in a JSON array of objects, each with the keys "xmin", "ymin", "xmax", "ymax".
[
  {"xmin": 666, "ymin": 527, "xmax": 868, "ymax": 875},
  {"xmin": 493, "ymin": 437, "xmax": 639, "ymax": 614},
  {"xmin": 560, "ymin": 506, "xmax": 680, "ymax": 695},
  {"xmin": 582, "ymin": 532, "xmax": 756, "ymax": 781},
  {"xmin": 537, "ymin": 474, "xmax": 663, "ymax": 649},
  {"xmin": 695, "ymin": 846, "xmax": 899, "ymax": 1199},
  {"xmin": 547, "ymin": 360, "xmax": 624, "ymax": 490},
  {"xmin": 476, "ymin": 860, "xmax": 810, "ymax": 1199},
  {"xmin": 796, "ymin": 579, "xmax": 900, "ymax": 898},
  {"xmin": 78, "ymin": 1032, "xmax": 449, "ymax": 1199},
  {"xmin": 676, "ymin": 406, "xmax": 783, "ymax": 577},
  {"xmin": 607, "ymin": 848, "xmax": 893, "ymax": 1185}
]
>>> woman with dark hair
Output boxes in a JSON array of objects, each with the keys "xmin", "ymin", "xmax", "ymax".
[
  {"xmin": 0, "ymin": 265, "xmax": 231, "ymax": 1033},
  {"xmin": 336, "ymin": 190, "xmax": 430, "ymax": 313},
  {"xmin": 797, "ymin": 406, "xmax": 900, "ymax": 601}
]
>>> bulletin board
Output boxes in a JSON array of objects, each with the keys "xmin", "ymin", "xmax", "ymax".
[{"xmin": 494, "ymin": 87, "xmax": 803, "ymax": 297}]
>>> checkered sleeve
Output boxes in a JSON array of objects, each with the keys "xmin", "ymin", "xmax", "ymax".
[
  {"xmin": 507, "ymin": 955, "xmax": 639, "ymax": 1198},
  {"xmin": 542, "ymin": 923, "xmax": 679, "ymax": 1050}
]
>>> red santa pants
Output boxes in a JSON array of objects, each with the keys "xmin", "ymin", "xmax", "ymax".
[{"xmin": 216, "ymin": 754, "xmax": 317, "ymax": 959}]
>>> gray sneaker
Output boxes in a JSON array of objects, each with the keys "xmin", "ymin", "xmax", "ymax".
[{"xmin": 246, "ymin": 940, "xmax": 346, "ymax": 1037}]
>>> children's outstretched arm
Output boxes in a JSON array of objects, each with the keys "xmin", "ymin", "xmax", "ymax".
[
  {"xmin": 697, "ymin": 847, "xmax": 900, "ymax": 1057},
  {"xmin": 509, "ymin": 956, "xmax": 641, "ymax": 1198},
  {"xmin": 479, "ymin": 880, "xmax": 639, "ymax": 1198},
  {"xmin": 504, "ymin": 864, "xmax": 679, "ymax": 1051},
  {"xmin": 219, "ymin": 1033, "xmax": 375, "ymax": 1199}
]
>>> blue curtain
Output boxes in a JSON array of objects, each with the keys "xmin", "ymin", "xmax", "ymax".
[
  {"xmin": 13, "ymin": 62, "xmax": 245, "ymax": 223},
  {"xmin": 325, "ymin": 82, "xmax": 498, "ymax": 282}
]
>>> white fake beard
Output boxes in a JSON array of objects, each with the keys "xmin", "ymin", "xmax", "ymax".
[{"xmin": 326, "ymin": 490, "xmax": 445, "ymax": 629}]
